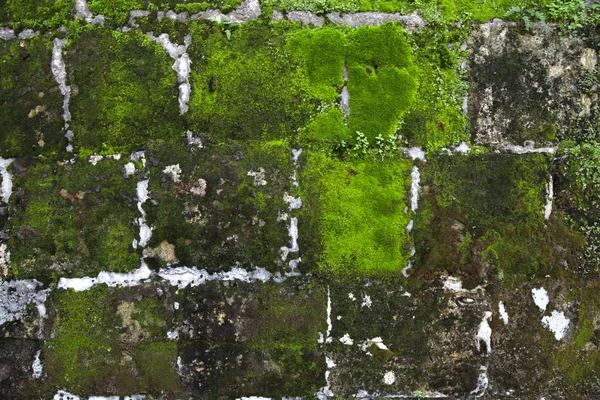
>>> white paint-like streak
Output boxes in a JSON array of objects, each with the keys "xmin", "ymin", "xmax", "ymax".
[
  {"xmin": 532, "ymin": 287, "xmax": 549, "ymax": 311},
  {"xmin": 383, "ymin": 371, "xmax": 396, "ymax": 385},
  {"xmin": 403, "ymin": 147, "xmax": 426, "ymax": 161},
  {"xmin": 326, "ymin": 286, "xmax": 332, "ymax": 342},
  {"xmin": 32, "ymin": 350, "xmax": 43, "ymax": 378},
  {"xmin": 0, "ymin": 27, "xmax": 16, "ymax": 40},
  {"xmin": 51, "ymin": 39, "xmax": 74, "ymax": 152},
  {"xmin": 542, "ymin": 310, "xmax": 570, "ymax": 340},
  {"xmin": 410, "ymin": 166, "xmax": 420, "ymax": 212},
  {"xmin": 0, "ymin": 158, "xmax": 14, "ymax": 204},
  {"xmin": 58, "ymin": 258, "xmax": 152, "ymax": 291},
  {"xmin": 339, "ymin": 333, "xmax": 354, "ymax": 345},
  {"xmin": 498, "ymin": 301, "xmax": 509, "ymax": 325},
  {"xmin": 443, "ymin": 276, "xmax": 463, "ymax": 292},
  {"xmin": 475, "ymin": 311, "xmax": 492, "ymax": 354},
  {"xmin": 135, "ymin": 178, "xmax": 152, "ymax": 248},
  {"xmin": 469, "ymin": 366, "xmax": 489, "ymax": 397},
  {"xmin": 53, "ymin": 391, "xmax": 80, "ymax": 400},
  {"xmin": 544, "ymin": 175, "xmax": 553, "ymax": 220},
  {"xmin": 158, "ymin": 266, "xmax": 273, "ymax": 289},
  {"xmin": 147, "ymin": 33, "xmax": 192, "ymax": 114}
]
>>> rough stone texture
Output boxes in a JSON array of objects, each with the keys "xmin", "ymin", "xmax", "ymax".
[{"xmin": 469, "ymin": 22, "xmax": 599, "ymax": 147}]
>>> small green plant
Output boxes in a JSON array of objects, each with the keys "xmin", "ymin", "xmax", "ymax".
[
  {"xmin": 352, "ymin": 131, "xmax": 370, "ymax": 157},
  {"xmin": 208, "ymin": 15, "xmax": 233, "ymax": 40},
  {"xmin": 547, "ymin": 0, "xmax": 585, "ymax": 33},
  {"xmin": 504, "ymin": 6, "xmax": 546, "ymax": 31},
  {"xmin": 375, "ymin": 133, "xmax": 397, "ymax": 161}
]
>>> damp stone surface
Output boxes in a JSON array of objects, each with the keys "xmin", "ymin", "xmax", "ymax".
[{"xmin": 1, "ymin": 1, "xmax": 600, "ymax": 399}]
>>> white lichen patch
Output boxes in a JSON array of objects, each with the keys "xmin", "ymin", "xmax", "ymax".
[
  {"xmin": 339, "ymin": 333, "xmax": 354, "ymax": 345},
  {"xmin": 383, "ymin": 371, "xmax": 396, "ymax": 385},
  {"xmin": 0, "ymin": 243, "xmax": 10, "ymax": 277},
  {"xmin": 361, "ymin": 294, "xmax": 372, "ymax": 309},
  {"xmin": 0, "ymin": 280, "xmax": 49, "ymax": 325},
  {"xmin": 404, "ymin": 147, "xmax": 426, "ymax": 161},
  {"xmin": 475, "ymin": 312, "xmax": 492, "ymax": 354},
  {"xmin": 542, "ymin": 310, "xmax": 570, "ymax": 340},
  {"xmin": 284, "ymin": 193, "xmax": 302, "ymax": 210},
  {"xmin": 326, "ymin": 286, "xmax": 332, "ymax": 343},
  {"xmin": 288, "ymin": 217, "xmax": 299, "ymax": 253},
  {"xmin": 348, "ymin": 293, "xmax": 356, "ymax": 301},
  {"xmin": 360, "ymin": 337, "xmax": 390, "ymax": 354},
  {"xmin": 532, "ymin": 287, "xmax": 549, "ymax": 311},
  {"xmin": 53, "ymin": 391, "xmax": 80, "ymax": 400},
  {"xmin": 0, "ymin": 157, "xmax": 14, "ymax": 204},
  {"xmin": 32, "ymin": 350, "xmax": 43, "ymax": 378},
  {"xmin": 247, "ymin": 167, "xmax": 267, "ymax": 186},
  {"xmin": 124, "ymin": 162, "xmax": 136, "ymax": 177},
  {"xmin": 498, "ymin": 301, "xmax": 509, "ymax": 325},
  {"xmin": 469, "ymin": 366, "xmax": 489, "ymax": 397},
  {"xmin": 163, "ymin": 164, "xmax": 182, "ymax": 183},
  {"xmin": 186, "ymin": 130, "xmax": 203, "ymax": 148},
  {"xmin": 190, "ymin": 178, "xmax": 207, "ymax": 196},
  {"xmin": 443, "ymin": 276, "xmax": 463, "ymax": 292},
  {"xmin": 89, "ymin": 154, "xmax": 104, "ymax": 166},
  {"xmin": 406, "ymin": 219, "xmax": 414, "ymax": 232},
  {"xmin": 166, "ymin": 328, "xmax": 179, "ymax": 340}
]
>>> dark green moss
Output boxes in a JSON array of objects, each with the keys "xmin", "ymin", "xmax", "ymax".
[
  {"xmin": 414, "ymin": 153, "xmax": 583, "ymax": 280},
  {"xmin": 145, "ymin": 139, "xmax": 293, "ymax": 272},
  {"xmin": 133, "ymin": 341, "xmax": 181, "ymax": 394},
  {"xmin": 66, "ymin": 25, "xmax": 183, "ymax": 153},
  {"xmin": 0, "ymin": 37, "xmax": 67, "ymax": 159},
  {"xmin": 7, "ymin": 157, "xmax": 139, "ymax": 279}
]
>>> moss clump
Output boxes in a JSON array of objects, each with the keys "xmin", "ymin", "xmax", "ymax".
[
  {"xmin": 187, "ymin": 21, "xmax": 316, "ymax": 142},
  {"xmin": 0, "ymin": 0, "xmax": 74, "ymax": 30},
  {"xmin": 346, "ymin": 25, "xmax": 418, "ymax": 142},
  {"xmin": 288, "ymin": 27, "xmax": 346, "ymax": 102},
  {"xmin": 145, "ymin": 139, "xmax": 292, "ymax": 272},
  {"xmin": 87, "ymin": 0, "xmax": 144, "ymax": 26},
  {"xmin": 0, "ymin": 37, "xmax": 66, "ymax": 158},
  {"xmin": 300, "ymin": 151, "xmax": 412, "ymax": 275},
  {"xmin": 66, "ymin": 25, "xmax": 182, "ymax": 153},
  {"xmin": 8, "ymin": 157, "xmax": 139, "ymax": 279}
]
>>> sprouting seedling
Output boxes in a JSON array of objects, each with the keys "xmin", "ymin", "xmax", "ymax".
[{"xmin": 208, "ymin": 15, "xmax": 233, "ymax": 40}]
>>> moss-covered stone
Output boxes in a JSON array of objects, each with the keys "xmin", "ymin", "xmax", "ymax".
[
  {"xmin": 0, "ymin": 0, "xmax": 74, "ymax": 30},
  {"xmin": 7, "ymin": 157, "xmax": 139, "ymax": 280},
  {"xmin": 299, "ymin": 150, "xmax": 412, "ymax": 275},
  {"xmin": 65, "ymin": 25, "xmax": 183, "ymax": 153},
  {"xmin": 145, "ymin": 139, "xmax": 293, "ymax": 272},
  {"xmin": 0, "ymin": 36, "xmax": 67, "ymax": 159}
]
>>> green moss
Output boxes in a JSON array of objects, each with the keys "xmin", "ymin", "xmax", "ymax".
[
  {"xmin": 187, "ymin": 21, "xmax": 316, "ymax": 141},
  {"xmin": 87, "ymin": 0, "xmax": 143, "ymax": 26},
  {"xmin": 299, "ymin": 106, "xmax": 350, "ymax": 148},
  {"xmin": 133, "ymin": 342, "xmax": 181, "ymax": 394},
  {"xmin": 2, "ymin": 0, "xmax": 74, "ymax": 30},
  {"xmin": 0, "ymin": 37, "xmax": 66, "ymax": 158},
  {"xmin": 300, "ymin": 151, "xmax": 412, "ymax": 275},
  {"xmin": 346, "ymin": 25, "xmax": 418, "ymax": 141},
  {"xmin": 414, "ymin": 153, "xmax": 583, "ymax": 279},
  {"xmin": 8, "ymin": 157, "xmax": 139, "ymax": 279},
  {"xmin": 44, "ymin": 286, "xmax": 129, "ymax": 394},
  {"xmin": 400, "ymin": 20, "xmax": 469, "ymax": 150},
  {"xmin": 288, "ymin": 27, "xmax": 346, "ymax": 102},
  {"xmin": 66, "ymin": 25, "xmax": 183, "ymax": 153}
]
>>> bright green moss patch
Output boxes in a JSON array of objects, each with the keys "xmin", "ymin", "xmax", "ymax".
[
  {"xmin": 87, "ymin": 0, "xmax": 143, "ymax": 26},
  {"xmin": 299, "ymin": 106, "xmax": 350, "ymax": 148},
  {"xmin": 288, "ymin": 27, "xmax": 346, "ymax": 102},
  {"xmin": 0, "ymin": 37, "xmax": 66, "ymax": 158},
  {"xmin": 7, "ymin": 157, "xmax": 139, "ymax": 279},
  {"xmin": 66, "ymin": 25, "xmax": 183, "ymax": 153},
  {"xmin": 145, "ymin": 139, "xmax": 293, "ymax": 272},
  {"xmin": 300, "ymin": 151, "xmax": 412, "ymax": 275},
  {"xmin": 187, "ymin": 21, "xmax": 316, "ymax": 141}
]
